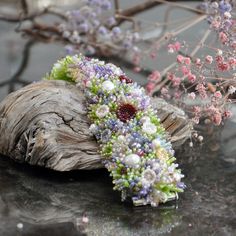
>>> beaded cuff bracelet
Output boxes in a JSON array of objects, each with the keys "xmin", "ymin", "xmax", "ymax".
[{"xmin": 46, "ymin": 54, "xmax": 185, "ymax": 207}]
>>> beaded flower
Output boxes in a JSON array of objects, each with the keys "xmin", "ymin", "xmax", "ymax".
[{"xmin": 46, "ymin": 54, "xmax": 185, "ymax": 206}]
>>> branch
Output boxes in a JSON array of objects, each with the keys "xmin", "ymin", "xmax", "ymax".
[
  {"xmin": 116, "ymin": 0, "xmax": 205, "ymax": 25},
  {"xmin": 20, "ymin": 0, "xmax": 29, "ymax": 15},
  {"xmin": 0, "ymin": 7, "xmax": 67, "ymax": 23},
  {"xmin": 114, "ymin": 0, "xmax": 120, "ymax": 13},
  {"xmin": 0, "ymin": 40, "xmax": 35, "ymax": 92},
  {"xmin": 116, "ymin": 0, "xmax": 159, "ymax": 25}
]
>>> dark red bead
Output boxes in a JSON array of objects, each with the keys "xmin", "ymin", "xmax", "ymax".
[
  {"xmin": 119, "ymin": 75, "xmax": 133, "ymax": 84},
  {"xmin": 116, "ymin": 103, "xmax": 137, "ymax": 122}
]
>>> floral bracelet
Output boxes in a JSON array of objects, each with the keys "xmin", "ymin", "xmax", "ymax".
[{"xmin": 46, "ymin": 54, "xmax": 185, "ymax": 207}]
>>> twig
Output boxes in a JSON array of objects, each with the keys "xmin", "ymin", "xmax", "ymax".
[
  {"xmin": 190, "ymin": 29, "xmax": 211, "ymax": 57},
  {"xmin": 0, "ymin": 40, "xmax": 35, "ymax": 92},
  {"xmin": 116, "ymin": 0, "xmax": 204, "ymax": 25},
  {"xmin": 116, "ymin": 0, "xmax": 160, "ymax": 25},
  {"xmin": 114, "ymin": 0, "xmax": 120, "ymax": 13},
  {"xmin": 20, "ymin": 0, "xmax": 28, "ymax": 15},
  {"xmin": 0, "ymin": 6, "xmax": 67, "ymax": 23},
  {"xmin": 153, "ymin": 0, "xmax": 206, "ymax": 15}
]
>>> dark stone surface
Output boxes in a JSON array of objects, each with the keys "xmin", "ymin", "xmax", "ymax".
[{"xmin": 0, "ymin": 121, "xmax": 235, "ymax": 235}]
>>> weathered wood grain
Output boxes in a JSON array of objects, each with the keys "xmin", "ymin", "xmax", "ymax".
[{"xmin": 0, "ymin": 80, "xmax": 192, "ymax": 171}]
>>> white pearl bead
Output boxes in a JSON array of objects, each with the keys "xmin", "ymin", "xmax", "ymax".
[
  {"xmin": 117, "ymin": 135, "xmax": 126, "ymax": 142},
  {"xmin": 124, "ymin": 154, "xmax": 140, "ymax": 168},
  {"xmin": 96, "ymin": 105, "xmax": 109, "ymax": 118},
  {"xmin": 102, "ymin": 80, "xmax": 115, "ymax": 91},
  {"xmin": 142, "ymin": 122, "xmax": 157, "ymax": 134}
]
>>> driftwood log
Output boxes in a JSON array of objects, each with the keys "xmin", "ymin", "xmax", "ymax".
[{"xmin": 0, "ymin": 80, "xmax": 192, "ymax": 171}]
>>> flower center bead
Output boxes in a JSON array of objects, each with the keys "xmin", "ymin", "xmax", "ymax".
[{"xmin": 116, "ymin": 103, "xmax": 137, "ymax": 122}]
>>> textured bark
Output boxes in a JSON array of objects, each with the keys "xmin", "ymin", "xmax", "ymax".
[
  {"xmin": 151, "ymin": 98, "xmax": 193, "ymax": 147},
  {"xmin": 0, "ymin": 80, "xmax": 192, "ymax": 171}
]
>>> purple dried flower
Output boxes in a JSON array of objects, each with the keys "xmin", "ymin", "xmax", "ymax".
[
  {"xmin": 85, "ymin": 45, "xmax": 96, "ymax": 55},
  {"xmin": 101, "ymin": 0, "xmax": 112, "ymax": 10},
  {"xmin": 112, "ymin": 26, "xmax": 121, "ymax": 35},
  {"xmin": 87, "ymin": 0, "xmax": 100, "ymax": 6},
  {"xmin": 101, "ymin": 129, "xmax": 112, "ymax": 143},
  {"xmin": 122, "ymin": 39, "xmax": 132, "ymax": 49},
  {"xmin": 98, "ymin": 26, "xmax": 108, "ymax": 35},
  {"xmin": 91, "ymin": 19, "xmax": 100, "ymax": 27},
  {"xmin": 106, "ymin": 17, "xmax": 116, "ymax": 26},
  {"xmin": 90, "ymin": 11, "xmax": 97, "ymax": 18},
  {"xmin": 197, "ymin": 2, "xmax": 209, "ymax": 12},
  {"xmin": 78, "ymin": 22, "xmax": 89, "ymax": 32},
  {"xmin": 219, "ymin": 1, "xmax": 232, "ymax": 14},
  {"xmin": 70, "ymin": 10, "xmax": 82, "ymax": 20},
  {"xmin": 177, "ymin": 182, "xmax": 186, "ymax": 189},
  {"xmin": 65, "ymin": 45, "xmax": 74, "ymax": 54}
]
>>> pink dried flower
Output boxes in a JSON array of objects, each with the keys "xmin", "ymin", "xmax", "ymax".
[
  {"xmin": 215, "ymin": 55, "xmax": 223, "ymax": 63},
  {"xmin": 196, "ymin": 83, "xmax": 207, "ymax": 98},
  {"xmin": 188, "ymin": 92, "xmax": 196, "ymax": 99},
  {"xmin": 211, "ymin": 20, "xmax": 220, "ymax": 29},
  {"xmin": 217, "ymin": 62, "xmax": 230, "ymax": 72},
  {"xmin": 193, "ymin": 106, "xmax": 201, "ymax": 113},
  {"xmin": 184, "ymin": 57, "xmax": 191, "ymax": 65},
  {"xmin": 207, "ymin": 105, "xmax": 217, "ymax": 113},
  {"xmin": 205, "ymin": 55, "xmax": 213, "ymax": 64},
  {"xmin": 168, "ymin": 42, "xmax": 181, "ymax": 53},
  {"xmin": 148, "ymin": 70, "xmax": 161, "ymax": 81},
  {"xmin": 172, "ymin": 76, "xmax": 181, "ymax": 87},
  {"xmin": 214, "ymin": 91, "xmax": 222, "ymax": 99},
  {"xmin": 168, "ymin": 45, "xmax": 175, "ymax": 53},
  {"xmin": 231, "ymin": 41, "xmax": 236, "ymax": 49},
  {"xmin": 174, "ymin": 42, "xmax": 181, "ymax": 51},
  {"xmin": 228, "ymin": 57, "xmax": 236, "ymax": 68},
  {"xmin": 146, "ymin": 82, "xmax": 155, "ymax": 94},
  {"xmin": 188, "ymin": 73, "xmax": 196, "ymax": 83},
  {"xmin": 174, "ymin": 91, "xmax": 181, "ymax": 99},
  {"xmin": 181, "ymin": 65, "xmax": 190, "ymax": 75},
  {"xmin": 82, "ymin": 216, "xmax": 89, "ymax": 224},
  {"xmin": 167, "ymin": 72, "xmax": 174, "ymax": 81},
  {"xmin": 219, "ymin": 32, "xmax": 228, "ymax": 44},
  {"xmin": 212, "ymin": 112, "xmax": 222, "ymax": 126},
  {"xmin": 223, "ymin": 110, "xmax": 232, "ymax": 118},
  {"xmin": 195, "ymin": 58, "xmax": 201, "ymax": 67},
  {"xmin": 133, "ymin": 66, "xmax": 141, "ymax": 72},
  {"xmin": 177, "ymin": 54, "xmax": 184, "ymax": 63}
]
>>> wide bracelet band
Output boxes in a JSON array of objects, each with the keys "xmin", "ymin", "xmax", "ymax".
[{"xmin": 46, "ymin": 54, "xmax": 185, "ymax": 206}]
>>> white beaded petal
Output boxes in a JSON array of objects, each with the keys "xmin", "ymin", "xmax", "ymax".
[{"xmin": 124, "ymin": 154, "xmax": 140, "ymax": 168}]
